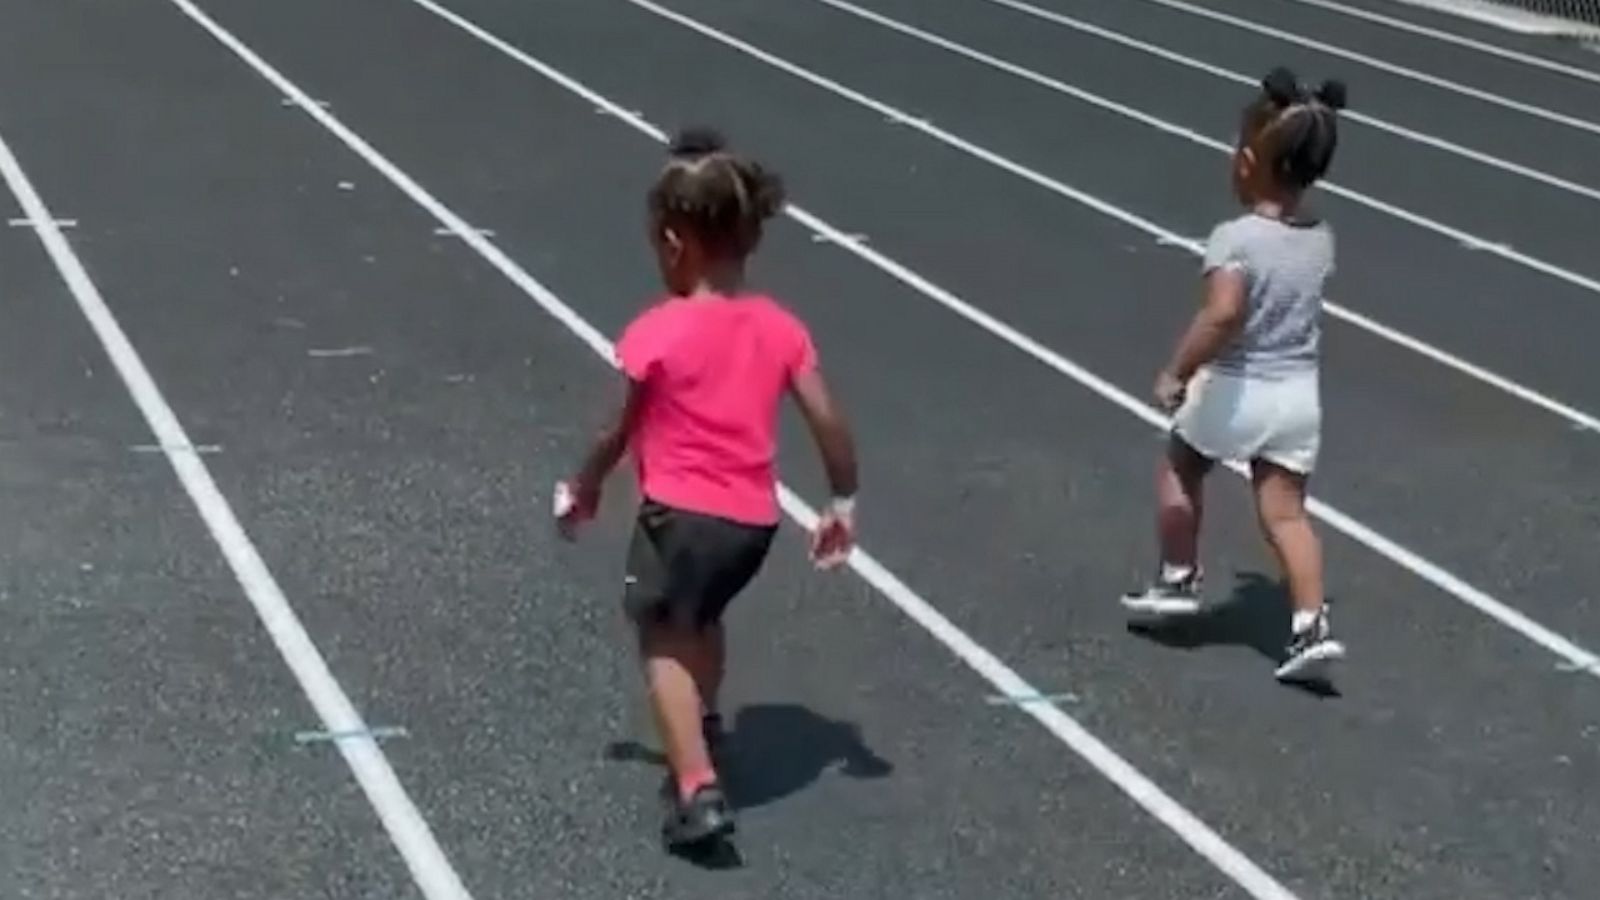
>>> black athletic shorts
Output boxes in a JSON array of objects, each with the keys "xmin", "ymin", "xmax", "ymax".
[{"xmin": 623, "ymin": 499, "xmax": 778, "ymax": 630}]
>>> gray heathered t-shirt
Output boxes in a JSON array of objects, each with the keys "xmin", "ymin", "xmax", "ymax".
[{"xmin": 1202, "ymin": 213, "xmax": 1334, "ymax": 379}]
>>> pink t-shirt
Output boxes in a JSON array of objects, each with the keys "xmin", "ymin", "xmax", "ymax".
[{"xmin": 615, "ymin": 293, "xmax": 817, "ymax": 526}]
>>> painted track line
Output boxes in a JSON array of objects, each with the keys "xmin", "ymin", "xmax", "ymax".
[
  {"xmin": 793, "ymin": 0, "xmax": 1600, "ymax": 434},
  {"xmin": 397, "ymin": 0, "xmax": 1600, "ymax": 680},
  {"xmin": 1139, "ymin": 0, "xmax": 1600, "ymax": 138},
  {"xmin": 975, "ymin": 0, "xmax": 1600, "ymax": 208},
  {"xmin": 1281, "ymin": 0, "xmax": 1600, "ymax": 84},
  {"xmin": 164, "ymin": 2, "xmax": 1308, "ymax": 896},
  {"xmin": 626, "ymin": 0, "xmax": 1600, "ymax": 432},
  {"xmin": 0, "ymin": 131, "xmax": 474, "ymax": 899}
]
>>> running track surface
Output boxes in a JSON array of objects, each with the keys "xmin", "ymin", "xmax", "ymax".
[{"xmin": 2, "ymin": 1, "xmax": 1599, "ymax": 898}]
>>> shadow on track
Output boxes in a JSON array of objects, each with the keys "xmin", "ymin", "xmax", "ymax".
[
  {"xmin": 605, "ymin": 703, "xmax": 892, "ymax": 870},
  {"xmin": 605, "ymin": 702, "xmax": 893, "ymax": 809}
]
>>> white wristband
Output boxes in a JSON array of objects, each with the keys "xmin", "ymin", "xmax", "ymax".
[
  {"xmin": 553, "ymin": 481, "xmax": 576, "ymax": 518},
  {"xmin": 829, "ymin": 495, "xmax": 856, "ymax": 517}
]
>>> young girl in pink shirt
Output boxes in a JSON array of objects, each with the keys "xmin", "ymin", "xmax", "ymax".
[{"xmin": 557, "ymin": 129, "xmax": 859, "ymax": 849}]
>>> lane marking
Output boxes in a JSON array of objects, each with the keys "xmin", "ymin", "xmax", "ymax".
[
  {"xmin": 975, "ymin": 0, "xmax": 1600, "ymax": 208},
  {"xmin": 1138, "ymin": 0, "xmax": 1600, "ymax": 137},
  {"xmin": 811, "ymin": 230, "xmax": 868, "ymax": 245},
  {"xmin": 1281, "ymin": 0, "xmax": 1600, "ymax": 80},
  {"xmin": 987, "ymin": 692, "xmax": 1080, "ymax": 705},
  {"xmin": 1459, "ymin": 237, "xmax": 1514, "ymax": 253},
  {"xmin": 129, "ymin": 442, "xmax": 223, "ymax": 454},
  {"xmin": 628, "ymin": 0, "xmax": 1600, "ymax": 435},
  {"xmin": 0, "ymin": 101, "xmax": 476, "ymax": 900},
  {"xmin": 169, "ymin": 2, "xmax": 1309, "ymax": 895},
  {"xmin": 404, "ymin": 0, "xmax": 1600, "ymax": 683},
  {"xmin": 296, "ymin": 725, "xmax": 411, "ymax": 744},
  {"xmin": 9, "ymin": 217, "xmax": 76, "ymax": 228},
  {"xmin": 307, "ymin": 345, "xmax": 375, "ymax": 358}
]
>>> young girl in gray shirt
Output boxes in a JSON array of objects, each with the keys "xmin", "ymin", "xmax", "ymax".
[{"xmin": 1123, "ymin": 67, "xmax": 1347, "ymax": 685}]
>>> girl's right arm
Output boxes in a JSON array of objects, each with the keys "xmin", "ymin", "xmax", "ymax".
[
  {"xmin": 790, "ymin": 369, "xmax": 859, "ymax": 568},
  {"xmin": 1156, "ymin": 267, "xmax": 1247, "ymax": 411},
  {"xmin": 555, "ymin": 374, "xmax": 646, "ymax": 539}
]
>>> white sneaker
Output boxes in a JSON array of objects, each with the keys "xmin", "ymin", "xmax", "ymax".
[
  {"xmin": 1120, "ymin": 569, "xmax": 1203, "ymax": 616},
  {"xmin": 1275, "ymin": 610, "xmax": 1345, "ymax": 682}
]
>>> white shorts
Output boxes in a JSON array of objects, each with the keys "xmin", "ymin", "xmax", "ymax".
[{"xmin": 1172, "ymin": 368, "xmax": 1321, "ymax": 474}]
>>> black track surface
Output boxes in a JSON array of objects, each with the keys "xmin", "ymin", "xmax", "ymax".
[{"xmin": 3, "ymin": 0, "xmax": 1599, "ymax": 898}]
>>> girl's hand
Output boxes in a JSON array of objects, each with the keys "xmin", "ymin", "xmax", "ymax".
[
  {"xmin": 553, "ymin": 480, "xmax": 599, "ymax": 540},
  {"xmin": 810, "ymin": 497, "xmax": 856, "ymax": 570},
  {"xmin": 1154, "ymin": 369, "xmax": 1188, "ymax": 414}
]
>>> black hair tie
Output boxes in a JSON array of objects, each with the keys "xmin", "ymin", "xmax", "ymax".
[
  {"xmin": 1262, "ymin": 66, "xmax": 1303, "ymax": 106},
  {"xmin": 1314, "ymin": 79, "xmax": 1349, "ymax": 111},
  {"xmin": 669, "ymin": 126, "xmax": 728, "ymax": 159}
]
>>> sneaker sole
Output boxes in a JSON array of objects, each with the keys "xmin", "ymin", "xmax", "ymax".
[
  {"xmin": 1120, "ymin": 595, "xmax": 1203, "ymax": 616},
  {"xmin": 1275, "ymin": 640, "xmax": 1346, "ymax": 682},
  {"xmin": 665, "ymin": 811, "xmax": 735, "ymax": 848}
]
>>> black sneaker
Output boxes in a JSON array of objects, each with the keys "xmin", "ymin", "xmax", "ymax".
[
  {"xmin": 1120, "ymin": 568, "xmax": 1203, "ymax": 615},
  {"xmin": 662, "ymin": 783, "xmax": 736, "ymax": 848},
  {"xmin": 1275, "ymin": 610, "xmax": 1346, "ymax": 682}
]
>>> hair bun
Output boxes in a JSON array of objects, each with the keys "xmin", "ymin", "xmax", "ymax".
[
  {"xmin": 741, "ymin": 161, "xmax": 787, "ymax": 220},
  {"xmin": 1315, "ymin": 79, "xmax": 1348, "ymax": 110},
  {"xmin": 1261, "ymin": 67, "xmax": 1302, "ymax": 105},
  {"xmin": 668, "ymin": 126, "xmax": 728, "ymax": 158}
]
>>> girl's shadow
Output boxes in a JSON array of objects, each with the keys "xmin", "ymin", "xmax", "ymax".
[
  {"xmin": 1126, "ymin": 571, "xmax": 1341, "ymax": 698},
  {"xmin": 604, "ymin": 703, "xmax": 893, "ymax": 869},
  {"xmin": 604, "ymin": 703, "xmax": 893, "ymax": 810}
]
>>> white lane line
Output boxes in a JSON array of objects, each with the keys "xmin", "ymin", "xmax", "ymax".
[
  {"xmin": 975, "ymin": 0, "xmax": 1600, "ymax": 208},
  {"xmin": 404, "ymin": 0, "xmax": 1600, "ymax": 682},
  {"xmin": 629, "ymin": 0, "xmax": 1600, "ymax": 434},
  {"xmin": 167, "ymin": 3, "xmax": 1307, "ymax": 895},
  {"xmin": 307, "ymin": 345, "xmax": 375, "ymax": 358},
  {"xmin": 1138, "ymin": 0, "xmax": 1600, "ymax": 137},
  {"xmin": 1281, "ymin": 0, "xmax": 1600, "ymax": 82},
  {"xmin": 129, "ymin": 442, "xmax": 224, "ymax": 454},
  {"xmin": 9, "ymin": 216, "xmax": 77, "ymax": 228},
  {"xmin": 986, "ymin": 691, "xmax": 1080, "ymax": 705},
  {"xmin": 0, "ymin": 131, "xmax": 474, "ymax": 900},
  {"xmin": 296, "ymin": 725, "xmax": 412, "ymax": 744}
]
